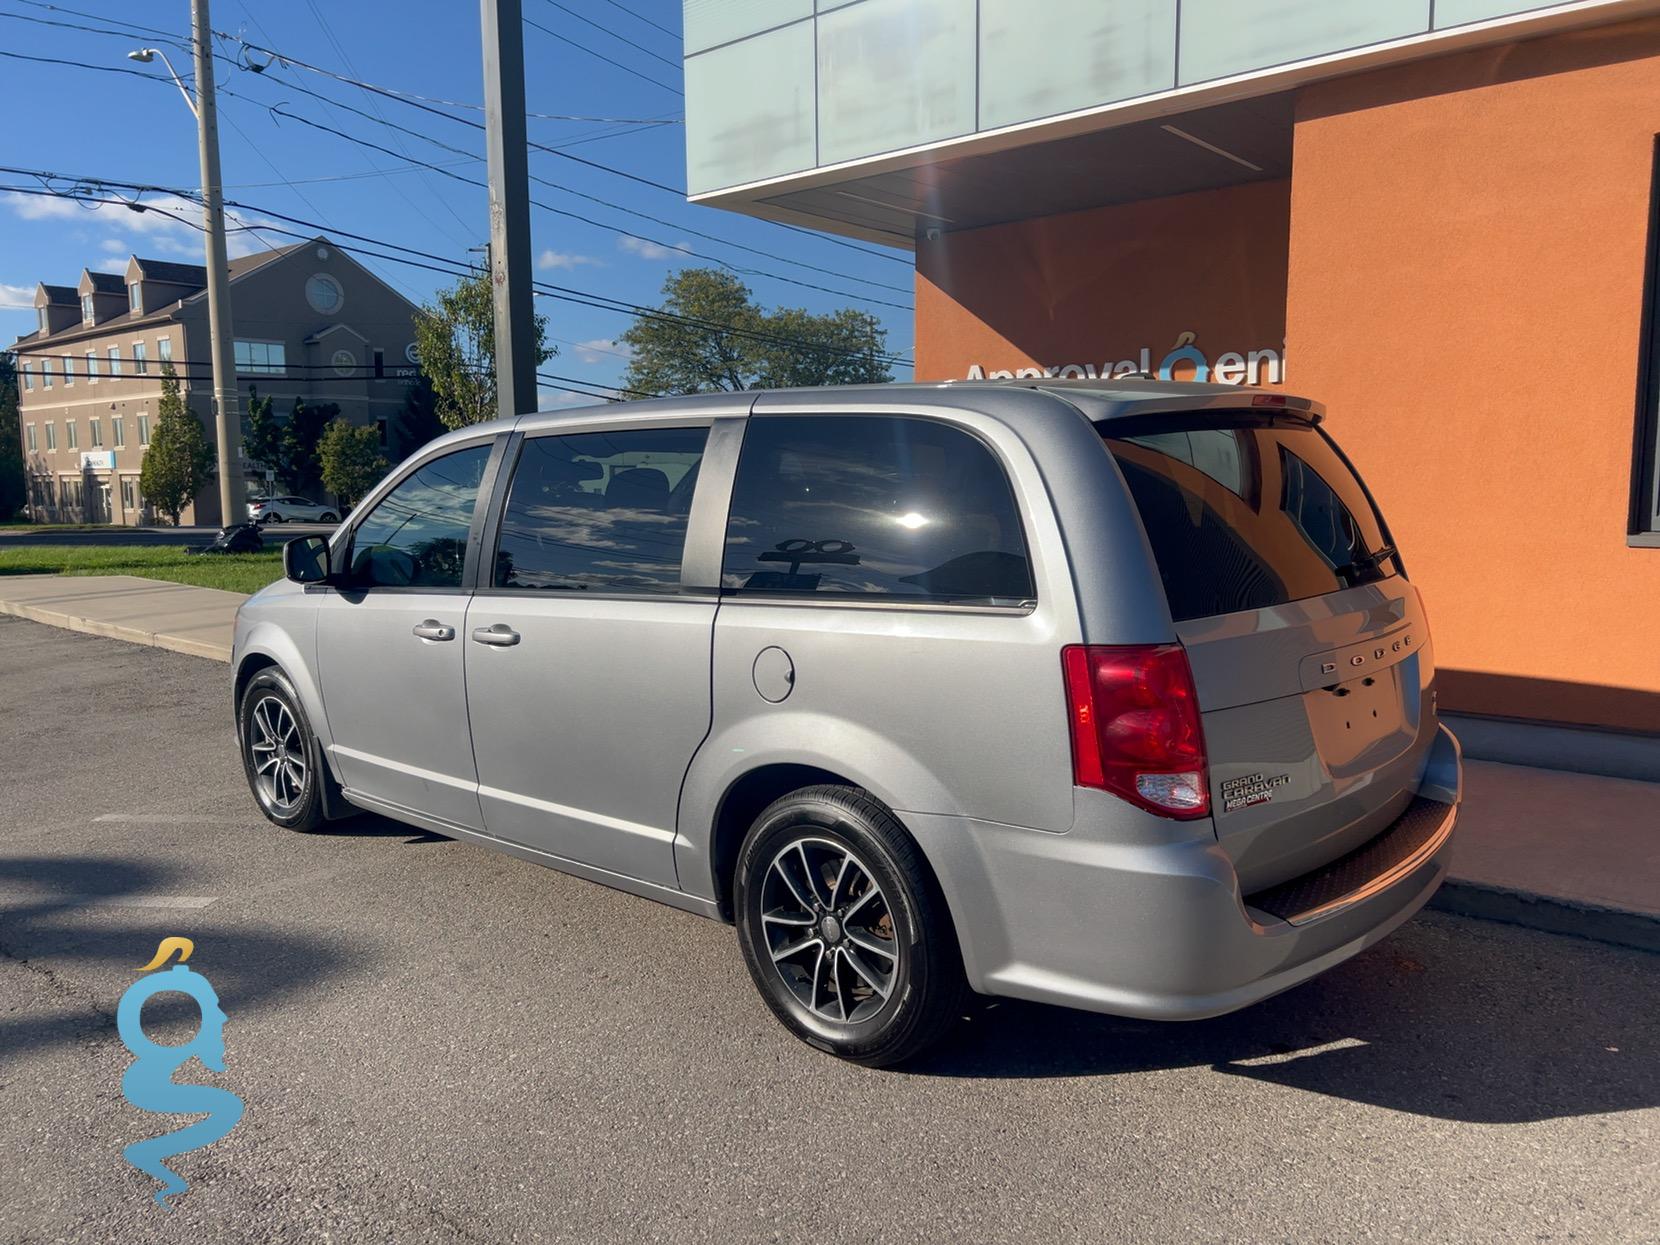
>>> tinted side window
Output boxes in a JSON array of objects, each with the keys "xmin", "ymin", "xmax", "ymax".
[
  {"xmin": 493, "ymin": 427, "xmax": 707, "ymax": 592},
  {"xmin": 723, "ymin": 415, "xmax": 1034, "ymax": 602},
  {"xmin": 348, "ymin": 442, "xmax": 492, "ymax": 588}
]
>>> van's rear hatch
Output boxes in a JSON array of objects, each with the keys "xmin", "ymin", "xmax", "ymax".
[{"xmin": 1100, "ymin": 411, "xmax": 1437, "ymax": 893}]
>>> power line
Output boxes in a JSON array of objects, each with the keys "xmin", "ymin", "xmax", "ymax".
[
  {"xmin": 593, "ymin": 0, "xmax": 678, "ymax": 42},
  {"xmin": 538, "ymin": 0, "xmax": 680, "ymax": 71},
  {"xmin": 253, "ymin": 99, "xmax": 912, "ymax": 306},
  {"xmin": 522, "ymin": 15, "xmax": 682, "ymax": 97},
  {"xmin": 0, "ymin": 177, "xmax": 909, "ymax": 371},
  {"xmin": 1, "ymin": 6, "xmax": 909, "ymax": 294},
  {"xmin": 202, "ymin": 19, "xmax": 908, "ymax": 266}
]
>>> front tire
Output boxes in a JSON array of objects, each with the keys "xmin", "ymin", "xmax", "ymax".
[
  {"xmin": 238, "ymin": 668, "xmax": 325, "ymax": 832},
  {"xmin": 734, "ymin": 785, "xmax": 967, "ymax": 1067}
]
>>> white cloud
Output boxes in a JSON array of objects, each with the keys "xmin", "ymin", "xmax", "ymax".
[
  {"xmin": 617, "ymin": 235, "xmax": 691, "ymax": 262},
  {"xmin": 537, "ymin": 249, "xmax": 602, "ymax": 271},
  {"xmin": 0, "ymin": 282, "xmax": 35, "ymax": 310},
  {"xmin": 571, "ymin": 338, "xmax": 631, "ymax": 365},
  {"xmin": 1, "ymin": 191, "xmax": 280, "ymax": 262},
  {"xmin": 2, "ymin": 192, "xmax": 82, "ymax": 222}
]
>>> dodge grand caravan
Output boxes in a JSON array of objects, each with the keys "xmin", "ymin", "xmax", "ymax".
[{"xmin": 234, "ymin": 380, "xmax": 1461, "ymax": 1066}]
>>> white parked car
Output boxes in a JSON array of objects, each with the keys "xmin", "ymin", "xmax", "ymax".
[{"xmin": 247, "ymin": 496, "xmax": 340, "ymax": 525}]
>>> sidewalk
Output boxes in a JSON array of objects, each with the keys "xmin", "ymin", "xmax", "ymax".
[
  {"xmin": 0, "ymin": 573, "xmax": 243, "ymax": 662},
  {"xmin": 1, "ymin": 573, "xmax": 1655, "ymax": 951}
]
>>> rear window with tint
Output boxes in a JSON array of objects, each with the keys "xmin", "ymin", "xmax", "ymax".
[
  {"xmin": 1102, "ymin": 418, "xmax": 1398, "ymax": 623},
  {"xmin": 724, "ymin": 415, "xmax": 1034, "ymax": 603}
]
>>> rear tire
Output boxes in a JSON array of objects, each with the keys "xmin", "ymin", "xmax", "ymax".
[
  {"xmin": 734, "ymin": 785, "xmax": 967, "ymax": 1067},
  {"xmin": 238, "ymin": 668, "xmax": 326, "ymax": 832},
  {"xmin": 319, "ymin": 511, "xmax": 339, "ymax": 524}
]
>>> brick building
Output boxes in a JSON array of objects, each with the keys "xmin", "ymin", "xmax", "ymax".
[{"xmin": 12, "ymin": 236, "xmax": 421, "ymax": 525}]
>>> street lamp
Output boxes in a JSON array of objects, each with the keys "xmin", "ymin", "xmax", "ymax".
[
  {"xmin": 126, "ymin": 1, "xmax": 240, "ymax": 527},
  {"xmin": 127, "ymin": 48, "xmax": 197, "ymax": 118}
]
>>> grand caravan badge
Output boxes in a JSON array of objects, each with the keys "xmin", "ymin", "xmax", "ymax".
[{"xmin": 1220, "ymin": 772, "xmax": 1291, "ymax": 813}]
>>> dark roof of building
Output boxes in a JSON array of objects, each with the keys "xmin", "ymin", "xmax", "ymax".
[
  {"xmin": 228, "ymin": 241, "xmax": 303, "ymax": 279},
  {"xmin": 84, "ymin": 271, "xmax": 125, "ymax": 294},
  {"xmin": 132, "ymin": 257, "xmax": 207, "ymax": 286},
  {"xmin": 12, "ymin": 237, "xmax": 371, "ymax": 350}
]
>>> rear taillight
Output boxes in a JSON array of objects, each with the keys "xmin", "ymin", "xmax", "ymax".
[{"xmin": 1061, "ymin": 644, "xmax": 1210, "ymax": 819}]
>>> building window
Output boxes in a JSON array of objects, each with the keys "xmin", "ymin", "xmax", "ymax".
[
  {"xmin": 373, "ymin": 348, "xmax": 385, "ymax": 379},
  {"xmin": 112, "ymin": 417, "xmax": 125, "ymax": 448},
  {"xmin": 61, "ymin": 356, "xmax": 73, "ymax": 387},
  {"xmin": 157, "ymin": 336, "xmax": 173, "ymax": 365},
  {"xmin": 137, "ymin": 414, "xmax": 150, "ymax": 446},
  {"xmin": 108, "ymin": 345, "xmax": 122, "ymax": 377},
  {"xmin": 1635, "ymin": 136, "xmax": 1660, "ymax": 544},
  {"xmin": 132, "ymin": 342, "xmax": 148, "ymax": 375},
  {"xmin": 65, "ymin": 419, "xmax": 78, "ymax": 450},
  {"xmin": 121, "ymin": 476, "xmax": 138, "ymax": 513},
  {"xmin": 234, "ymin": 340, "xmax": 286, "ymax": 375},
  {"xmin": 44, "ymin": 422, "xmax": 56, "ymax": 451},
  {"xmin": 89, "ymin": 418, "xmax": 103, "ymax": 448},
  {"xmin": 129, "ymin": 283, "xmax": 141, "ymax": 313},
  {"xmin": 21, "ymin": 363, "xmax": 31, "ymax": 392},
  {"xmin": 25, "ymin": 424, "xmax": 36, "ymax": 452},
  {"xmin": 41, "ymin": 358, "xmax": 52, "ymax": 389},
  {"xmin": 38, "ymin": 307, "xmax": 48, "ymax": 334},
  {"xmin": 305, "ymin": 273, "xmax": 344, "ymax": 315},
  {"xmin": 86, "ymin": 349, "xmax": 99, "ymax": 383},
  {"xmin": 82, "ymin": 294, "xmax": 95, "ymax": 325},
  {"xmin": 376, "ymin": 417, "xmax": 387, "ymax": 447}
]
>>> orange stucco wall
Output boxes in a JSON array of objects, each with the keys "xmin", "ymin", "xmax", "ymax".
[
  {"xmin": 1286, "ymin": 21, "xmax": 1660, "ymax": 732},
  {"xmin": 914, "ymin": 179, "xmax": 1291, "ymax": 386}
]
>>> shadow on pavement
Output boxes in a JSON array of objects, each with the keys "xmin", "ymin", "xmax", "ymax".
[
  {"xmin": 312, "ymin": 812, "xmax": 449, "ymax": 844},
  {"xmin": 0, "ymin": 853, "xmax": 363, "ymax": 1069},
  {"xmin": 907, "ymin": 917, "xmax": 1658, "ymax": 1125}
]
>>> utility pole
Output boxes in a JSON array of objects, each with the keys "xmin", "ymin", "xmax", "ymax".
[
  {"xmin": 480, "ymin": 0, "xmax": 537, "ymax": 421},
  {"xmin": 191, "ymin": 0, "xmax": 239, "ymax": 524}
]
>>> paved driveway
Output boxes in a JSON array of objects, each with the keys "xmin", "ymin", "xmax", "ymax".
[{"xmin": 1, "ymin": 616, "xmax": 1655, "ymax": 1243}]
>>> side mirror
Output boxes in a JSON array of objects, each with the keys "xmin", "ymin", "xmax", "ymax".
[{"xmin": 283, "ymin": 534, "xmax": 331, "ymax": 584}]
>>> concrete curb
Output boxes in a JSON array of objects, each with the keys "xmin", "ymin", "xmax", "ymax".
[
  {"xmin": 0, "ymin": 598, "xmax": 232, "ymax": 663},
  {"xmin": 1431, "ymin": 879, "xmax": 1660, "ymax": 954}
]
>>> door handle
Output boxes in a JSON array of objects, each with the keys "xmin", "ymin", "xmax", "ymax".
[
  {"xmin": 471, "ymin": 623, "xmax": 521, "ymax": 647},
  {"xmin": 412, "ymin": 620, "xmax": 455, "ymax": 642}
]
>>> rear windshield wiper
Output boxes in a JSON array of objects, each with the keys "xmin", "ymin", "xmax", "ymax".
[{"xmin": 1334, "ymin": 542, "xmax": 1397, "ymax": 584}]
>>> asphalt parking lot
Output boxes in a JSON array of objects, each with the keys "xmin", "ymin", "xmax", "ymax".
[{"xmin": 1, "ymin": 614, "xmax": 1656, "ymax": 1243}]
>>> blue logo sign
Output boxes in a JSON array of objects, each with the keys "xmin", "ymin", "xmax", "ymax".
[{"xmin": 116, "ymin": 937, "xmax": 244, "ymax": 1207}]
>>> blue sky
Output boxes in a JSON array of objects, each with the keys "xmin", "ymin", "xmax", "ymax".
[{"xmin": 0, "ymin": 0, "xmax": 914, "ymax": 404}]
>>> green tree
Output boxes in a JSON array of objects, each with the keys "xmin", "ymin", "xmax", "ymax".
[
  {"xmin": 138, "ymin": 362, "xmax": 214, "ymax": 525},
  {"xmin": 412, "ymin": 269, "xmax": 554, "ymax": 430},
  {"xmin": 0, "ymin": 352, "xmax": 24, "ymax": 521},
  {"xmin": 284, "ymin": 396, "xmax": 337, "ymax": 494},
  {"xmin": 394, "ymin": 373, "xmax": 446, "ymax": 457},
  {"xmin": 242, "ymin": 385, "xmax": 283, "ymax": 492},
  {"xmin": 319, "ymin": 418, "xmax": 388, "ymax": 510},
  {"xmin": 620, "ymin": 269, "xmax": 892, "ymax": 396}
]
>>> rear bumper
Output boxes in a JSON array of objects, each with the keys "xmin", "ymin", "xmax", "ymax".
[{"xmin": 909, "ymin": 724, "xmax": 1462, "ymax": 1021}]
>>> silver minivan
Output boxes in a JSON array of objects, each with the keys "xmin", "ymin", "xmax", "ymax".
[{"xmin": 234, "ymin": 380, "xmax": 1461, "ymax": 1066}]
